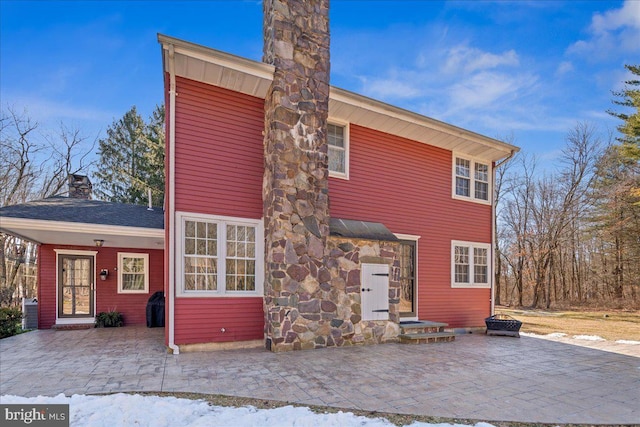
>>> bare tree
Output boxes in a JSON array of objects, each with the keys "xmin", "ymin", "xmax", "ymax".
[
  {"xmin": 0, "ymin": 106, "xmax": 96, "ymax": 305},
  {"xmin": 497, "ymin": 123, "xmax": 604, "ymax": 309},
  {"xmin": 500, "ymin": 153, "xmax": 537, "ymax": 306}
]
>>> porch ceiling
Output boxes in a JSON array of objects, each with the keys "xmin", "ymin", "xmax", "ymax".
[{"xmin": 1, "ymin": 218, "xmax": 164, "ymax": 249}]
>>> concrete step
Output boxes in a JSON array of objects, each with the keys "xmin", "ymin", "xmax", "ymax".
[
  {"xmin": 52, "ymin": 324, "xmax": 93, "ymax": 330},
  {"xmin": 398, "ymin": 331, "xmax": 456, "ymax": 344},
  {"xmin": 399, "ymin": 320, "xmax": 448, "ymax": 334}
]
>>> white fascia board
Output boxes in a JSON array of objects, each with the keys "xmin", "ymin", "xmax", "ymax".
[
  {"xmin": 0, "ymin": 217, "xmax": 164, "ymax": 239},
  {"xmin": 329, "ymin": 87, "xmax": 519, "ymax": 158},
  {"xmin": 158, "ymin": 34, "xmax": 275, "ymax": 81}
]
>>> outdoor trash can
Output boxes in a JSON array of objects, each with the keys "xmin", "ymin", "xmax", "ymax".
[
  {"xmin": 485, "ymin": 314, "xmax": 522, "ymax": 337},
  {"xmin": 22, "ymin": 298, "xmax": 38, "ymax": 330},
  {"xmin": 146, "ymin": 291, "xmax": 165, "ymax": 327}
]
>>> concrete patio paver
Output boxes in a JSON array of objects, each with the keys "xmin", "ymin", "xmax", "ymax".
[{"xmin": 1, "ymin": 327, "xmax": 638, "ymax": 424}]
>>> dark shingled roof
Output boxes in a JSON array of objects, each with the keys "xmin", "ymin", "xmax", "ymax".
[
  {"xmin": 0, "ymin": 196, "xmax": 164, "ymax": 229},
  {"xmin": 329, "ymin": 218, "xmax": 398, "ymax": 242}
]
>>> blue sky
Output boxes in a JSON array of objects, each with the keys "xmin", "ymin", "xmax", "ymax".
[{"xmin": 1, "ymin": 1, "xmax": 639, "ymax": 170}]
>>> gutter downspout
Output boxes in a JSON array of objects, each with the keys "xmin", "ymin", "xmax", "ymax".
[
  {"xmin": 491, "ymin": 149, "xmax": 516, "ymax": 316},
  {"xmin": 167, "ymin": 43, "xmax": 179, "ymax": 354}
]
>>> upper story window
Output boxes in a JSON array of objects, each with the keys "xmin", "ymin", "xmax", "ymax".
[
  {"xmin": 118, "ymin": 253, "xmax": 149, "ymax": 294},
  {"xmin": 453, "ymin": 156, "xmax": 491, "ymax": 204},
  {"xmin": 451, "ymin": 241, "xmax": 490, "ymax": 288},
  {"xmin": 328, "ymin": 122, "xmax": 349, "ymax": 179},
  {"xmin": 177, "ymin": 212, "xmax": 264, "ymax": 297}
]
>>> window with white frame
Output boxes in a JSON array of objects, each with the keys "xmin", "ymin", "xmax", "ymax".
[
  {"xmin": 225, "ymin": 224, "xmax": 257, "ymax": 292},
  {"xmin": 118, "ymin": 253, "xmax": 149, "ymax": 294},
  {"xmin": 328, "ymin": 122, "xmax": 349, "ymax": 178},
  {"xmin": 453, "ymin": 156, "xmax": 491, "ymax": 203},
  {"xmin": 178, "ymin": 213, "xmax": 263, "ymax": 296},
  {"xmin": 451, "ymin": 241, "xmax": 490, "ymax": 288}
]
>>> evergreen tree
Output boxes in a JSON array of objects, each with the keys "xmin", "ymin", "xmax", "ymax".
[
  {"xmin": 590, "ymin": 145, "xmax": 640, "ymax": 300},
  {"xmin": 93, "ymin": 105, "xmax": 165, "ymax": 206},
  {"xmin": 608, "ymin": 64, "xmax": 640, "ymax": 160}
]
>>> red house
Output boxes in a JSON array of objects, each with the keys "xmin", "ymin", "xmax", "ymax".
[
  {"xmin": 0, "ymin": 1, "xmax": 518, "ymax": 353},
  {"xmin": 157, "ymin": 1, "xmax": 517, "ymax": 353}
]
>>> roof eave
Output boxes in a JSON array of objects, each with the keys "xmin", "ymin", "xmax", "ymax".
[
  {"xmin": 1, "ymin": 217, "xmax": 165, "ymax": 249},
  {"xmin": 157, "ymin": 34, "xmax": 520, "ymax": 162}
]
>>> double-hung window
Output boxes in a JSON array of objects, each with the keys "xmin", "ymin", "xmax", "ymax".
[
  {"xmin": 328, "ymin": 122, "xmax": 349, "ymax": 179},
  {"xmin": 453, "ymin": 156, "xmax": 491, "ymax": 203},
  {"xmin": 178, "ymin": 213, "xmax": 263, "ymax": 296},
  {"xmin": 451, "ymin": 241, "xmax": 490, "ymax": 288},
  {"xmin": 118, "ymin": 253, "xmax": 149, "ymax": 294}
]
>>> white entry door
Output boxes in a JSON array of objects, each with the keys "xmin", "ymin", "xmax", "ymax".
[{"xmin": 361, "ymin": 263, "xmax": 389, "ymax": 321}]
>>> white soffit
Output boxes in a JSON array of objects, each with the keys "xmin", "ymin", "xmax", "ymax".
[
  {"xmin": 158, "ymin": 34, "xmax": 519, "ymax": 163},
  {"xmin": 1, "ymin": 218, "xmax": 164, "ymax": 250},
  {"xmin": 159, "ymin": 34, "xmax": 274, "ymax": 99}
]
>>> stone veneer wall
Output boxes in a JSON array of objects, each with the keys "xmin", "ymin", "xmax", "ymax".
[
  {"xmin": 266, "ymin": 236, "xmax": 401, "ymax": 351},
  {"xmin": 262, "ymin": 0, "xmax": 332, "ymax": 352}
]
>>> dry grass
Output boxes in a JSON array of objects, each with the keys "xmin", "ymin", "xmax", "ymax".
[{"xmin": 496, "ymin": 307, "xmax": 640, "ymax": 341}]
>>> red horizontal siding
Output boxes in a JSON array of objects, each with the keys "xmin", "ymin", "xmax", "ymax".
[
  {"xmin": 173, "ymin": 76, "xmax": 264, "ymax": 219},
  {"xmin": 94, "ymin": 247, "xmax": 164, "ymax": 325},
  {"xmin": 174, "ymin": 297, "xmax": 264, "ymax": 345},
  {"xmin": 168, "ymin": 74, "xmax": 492, "ymax": 329},
  {"xmin": 329, "ymin": 125, "xmax": 492, "ymax": 327},
  {"xmin": 37, "ymin": 245, "xmax": 164, "ymax": 328},
  {"xmin": 38, "ymin": 245, "xmax": 56, "ymax": 329}
]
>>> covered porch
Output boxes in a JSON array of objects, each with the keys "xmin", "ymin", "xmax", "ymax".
[{"xmin": 0, "ymin": 191, "xmax": 165, "ymax": 329}]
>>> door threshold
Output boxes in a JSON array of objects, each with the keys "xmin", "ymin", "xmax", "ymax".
[{"xmin": 52, "ymin": 323, "xmax": 93, "ymax": 330}]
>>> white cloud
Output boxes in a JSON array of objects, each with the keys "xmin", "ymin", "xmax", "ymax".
[
  {"xmin": 556, "ymin": 61, "xmax": 574, "ymax": 76},
  {"xmin": 443, "ymin": 45, "xmax": 519, "ymax": 74},
  {"xmin": 590, "ymin": 0, "xmax": 640, "ymax": 33},
  {"xmin": 567, "ymin": 0, "xmax": 640, "ymax": 58},
  {"xmin": 359, "ymin": 75, "xmax": 423, "ymax": 100},
  {"xmin": 2, "ymin": 93, "xmax": 114, "ymax": 142},
  {"xmin": 355, "ymin": 41, "xmax": 553, "ymax": 135},
  {"xmin": 6, "ymin": 95, "xmax": 113, "ymax": 123},
  {"xmin": 332, "ymin": 18, "xmax": 597, "ymax": 150},
  {"xmin": 448, "ymin": 71, "xmax": 536, "ymax": 111}
]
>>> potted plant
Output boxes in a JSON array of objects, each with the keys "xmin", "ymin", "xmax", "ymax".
[{"xmin": 95, "ymin": 310, "xmax": 123, "ymax": 328}]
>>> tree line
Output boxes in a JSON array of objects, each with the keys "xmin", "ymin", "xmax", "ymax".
[{"xmin": 495, "ymin": 65, "xmax": 640, "ymax": 309}]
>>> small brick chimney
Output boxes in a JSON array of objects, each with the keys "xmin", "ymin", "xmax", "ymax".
[
  {"xmin": 262, "ymin": 0, "xmax": 331, "ymax": 351},
  {"xmin": 68, "ymin": 174, "xmax": 92, "ymax": 199}
]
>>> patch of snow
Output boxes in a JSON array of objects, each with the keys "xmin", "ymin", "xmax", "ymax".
[
  {"xmin": 0, "ymin": 394, "xmax": 495, "ymax": 427},
  {"xmin": 615, "ymin": 340, "xmax": 640, "ymax": 345},
  {"xmin": 546, "ymin": 332, "xmax": 567, "ymax": 338},
  {"xmin": 572, "ymin": 335, "xmax": 605, "ymax": 341}
]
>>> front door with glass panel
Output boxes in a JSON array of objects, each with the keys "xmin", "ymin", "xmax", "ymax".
[{"xmin": 58, "ymin": 255, "xmax": 94, "ymax": 318}]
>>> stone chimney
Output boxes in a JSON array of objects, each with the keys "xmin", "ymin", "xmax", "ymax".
[
  {"xmin": 262, "ymin": 0, "xmax": 331, "ymax": 351},
  {"xmin": 68, "ymin": 174, "xmax": 92, "ymax": 199}
]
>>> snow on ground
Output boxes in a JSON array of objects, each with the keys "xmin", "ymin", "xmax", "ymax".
[
  {"xmin": 572, "ymin": 335, "xmax": 606, "ymax": 341},
  {"xmin": 0, "ymin": 394, "xmax": 496, "ymax": 427},
  {"xmin": 520, "ymin": 332, "xmax": 640, "ymax": 357},
  {"xmin": 615, "ymin": 339, "xmax": 640, "ymax": 345},
  {"xmin": 545, "ymin": 332, "xmax": 567, "ymax": 338},
  {"xmin": 522, "ymin": 332, "xmax": 640, "ymax": 345}
]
